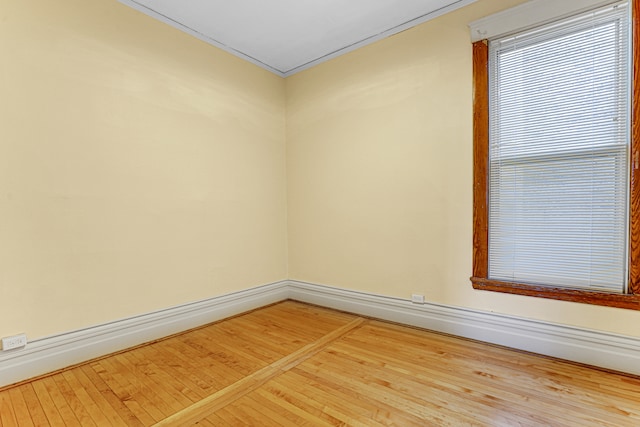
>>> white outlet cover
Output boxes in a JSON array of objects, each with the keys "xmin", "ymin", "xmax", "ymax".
[{"xmin": 2, "ymin": 334, "xmax": 27, "ymax": 351}]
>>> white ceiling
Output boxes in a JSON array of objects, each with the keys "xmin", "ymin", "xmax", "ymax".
[{"xmin": 119, "ymin": 0, "xmax": 477, "ymax": 77}]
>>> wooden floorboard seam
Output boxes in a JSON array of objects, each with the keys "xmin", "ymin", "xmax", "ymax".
[{"xmin": 153, "ymin": 316, "xmax": 366, "ymax": 426}]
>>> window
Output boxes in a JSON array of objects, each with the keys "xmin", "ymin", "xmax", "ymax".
[{"xmin": 471, "ymin": 0, "xmax": 640, "ymax": 309}]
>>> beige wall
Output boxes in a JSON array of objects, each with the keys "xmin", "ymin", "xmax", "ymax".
[
  {"xmin": 3, "ymin": 0, "xmax": 640, "ymax": 344},
  {"xmin": 0, "ymin": 0, "xmax": 288, "ymax": 339},
  {"xmin": 286, "ymin": 0, "xmax": 640, "ymax": 337}
]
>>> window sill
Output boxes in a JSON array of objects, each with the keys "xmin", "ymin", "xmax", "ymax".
[{"xmin": 471, "ymin": 277, "xmax": 640, "ymax": 310}]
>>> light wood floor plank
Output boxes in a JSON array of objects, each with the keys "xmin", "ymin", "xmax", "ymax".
[
  {"xmin": 60, "ymin": 370, "xmax": 112, "ymax": 427},
  {"xmin": 41, "ymin": 375, "xmax": 82, "ymax": 427},
  {"xmin": 143, "ymin": 341, "xmax": 220, "ymax": 397},
  {"xmin": 211, "ymin": 406, "xmax": 256, "ymax": 426},
  {"xmin": 283, "ymin": 368, "xmax": 427, "ymax": 427},
  {"xmin": 51, "ymin": 374, "xmax": 95, "ymax": 427},
  {"xmin": 181, "ymin": 325, "xmax": 269, "ymax": 378},
  {"xmin": 325, "ymin": 340, "xmax": 542, "ymax": 417},
  {"xmin": 131, "ymin": 344, "xmax": 206, "ymax": 403},
  {"xmin": 192, "ymin": 418, "xmax": 217, "ymax": 426},
  {"xmin": 335, "ymin": 322, "xmax": 638, "ymax": 426},
  {"xmin": 240, "ymin": 393, "xmax": 308, "ymax": 426},
  {"xmin": 115, "ymin": 351, "xmax": 191, "ymax": 412},
  {"xmin": 2, "ymin": 301, "xmax": 639, "ymax": 426},
  {"xmin": 0, "ymin": 390, "xmax": 19, "ymax": 427},
  {"xmin": 198, "ymin": 412, "xmax": 228, "ymax": 426},
  {"xmin": 17, "ymin": 384, "xmax": 50, "ymax": 427},
  {"xmin": 222, "ymin": 399, "xmax": 285, "ymax": 426},
  {"xmin": 6, "ymin": 386, "xmax": 34, "ymax": 427},
  {"xmin": 262, "ymin": 376, "xmax": 384, "ymax": 427},
  {"xmin": 30, "ymin": 379, "xmax": 65, "ymax": 426},
  {"xmin": 79, "ymin": 364, "xmax": 146, "ymax": 427},
  {"xmin": 305, "ymin": 344, "xmax": 547, "ymax": 426},
  {"xmin": 330, "ymin": 334, "xmax": 594, "ymax": 425},
  {"xmin": 159, "ymin": 334, "xmax": 234, "ymax": 391},
  {"xmin": 84, "ymin": 359, "xmax": 152, "ymax": 425},
  {"xmin": 154, "ymin": 316, "xmax": 366, "ymax": 426},
  {"xmin": 99, "ymin": 355, "xmax": 174, "ymax": 418},
  {"xmin": 273, "ymin": 370, "xmax": 404, "ymax": 427},
  {"xmin": 296, "ymin": 359, "xmax": 484, "ymax": 426},
  {"xmin": 255, "ymin": 381, "xmax": 344, "ymax": 426},
  {"xmin": 190, "ymin": 328, "xmax": 271, "ymax": 368},
  {"xmin": 251, "ymin": 387, "xmax": 336, "ymax": 426}
]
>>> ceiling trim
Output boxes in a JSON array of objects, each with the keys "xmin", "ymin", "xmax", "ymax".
[
  {"xmin": 118, "ymin": 0, "xmax": 478, "ymax": 77},
  {"xmin": 118, "ymin": 0, "xmax": 286, "ymax": 76},
  {"xmin": 283, "ymin": 0, "xmax": 478, "ymax": 77}
]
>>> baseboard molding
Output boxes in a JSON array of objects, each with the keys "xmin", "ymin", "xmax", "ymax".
[
  {"xmin": 286, "ymin": 280, "xmax": 640, "ymax": 376},
  {"xmin": 2, "ymin": 279, "xmax": 639, "ymax": 388},
  {"xmin": 0, "ymin": 281, "xmax": 289, "ymax": 388}
]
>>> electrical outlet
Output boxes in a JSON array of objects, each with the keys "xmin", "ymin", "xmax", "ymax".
[
  {"xmin": 2, "ymin": 333, "xmax": 27, "ymax": 351},
  {"xmin": 411, "ymin": 294, "xmax": 425, "ymax": 304}
]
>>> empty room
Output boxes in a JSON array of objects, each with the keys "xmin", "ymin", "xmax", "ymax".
[{"xmin": 1, "ymin": 0, "xmax": 640, "ymax": 425}]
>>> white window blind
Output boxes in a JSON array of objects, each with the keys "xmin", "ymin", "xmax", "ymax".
[{"xmin": 487, "ymin": 2, "xmax": 631, "ymax": 292}]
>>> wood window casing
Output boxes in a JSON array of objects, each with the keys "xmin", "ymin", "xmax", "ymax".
[{"xmin": 470, "ymin": 0, "xmax": 640, "ymax": 310}]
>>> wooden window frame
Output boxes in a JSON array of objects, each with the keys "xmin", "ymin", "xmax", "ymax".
[{"xmin": 470, "ymin": 0, "xmax": 640, "ymax": 310}]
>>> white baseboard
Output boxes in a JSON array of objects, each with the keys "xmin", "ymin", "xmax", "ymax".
[
  {"xmin": 0, "ymin": 281, "xmax": 289, "ymax": 388},
  {"xmin": 2, "ymin": 279, "xmax": 639, "ymax": 388},
  {"xmin": 286, "ymin": 280, "xmax": 640, "ymax": 376}
]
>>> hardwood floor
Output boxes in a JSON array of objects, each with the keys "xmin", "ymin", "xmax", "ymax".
[{"xmin": 1, "ymin": 300, "xmax": 639, "ymax": 426}]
